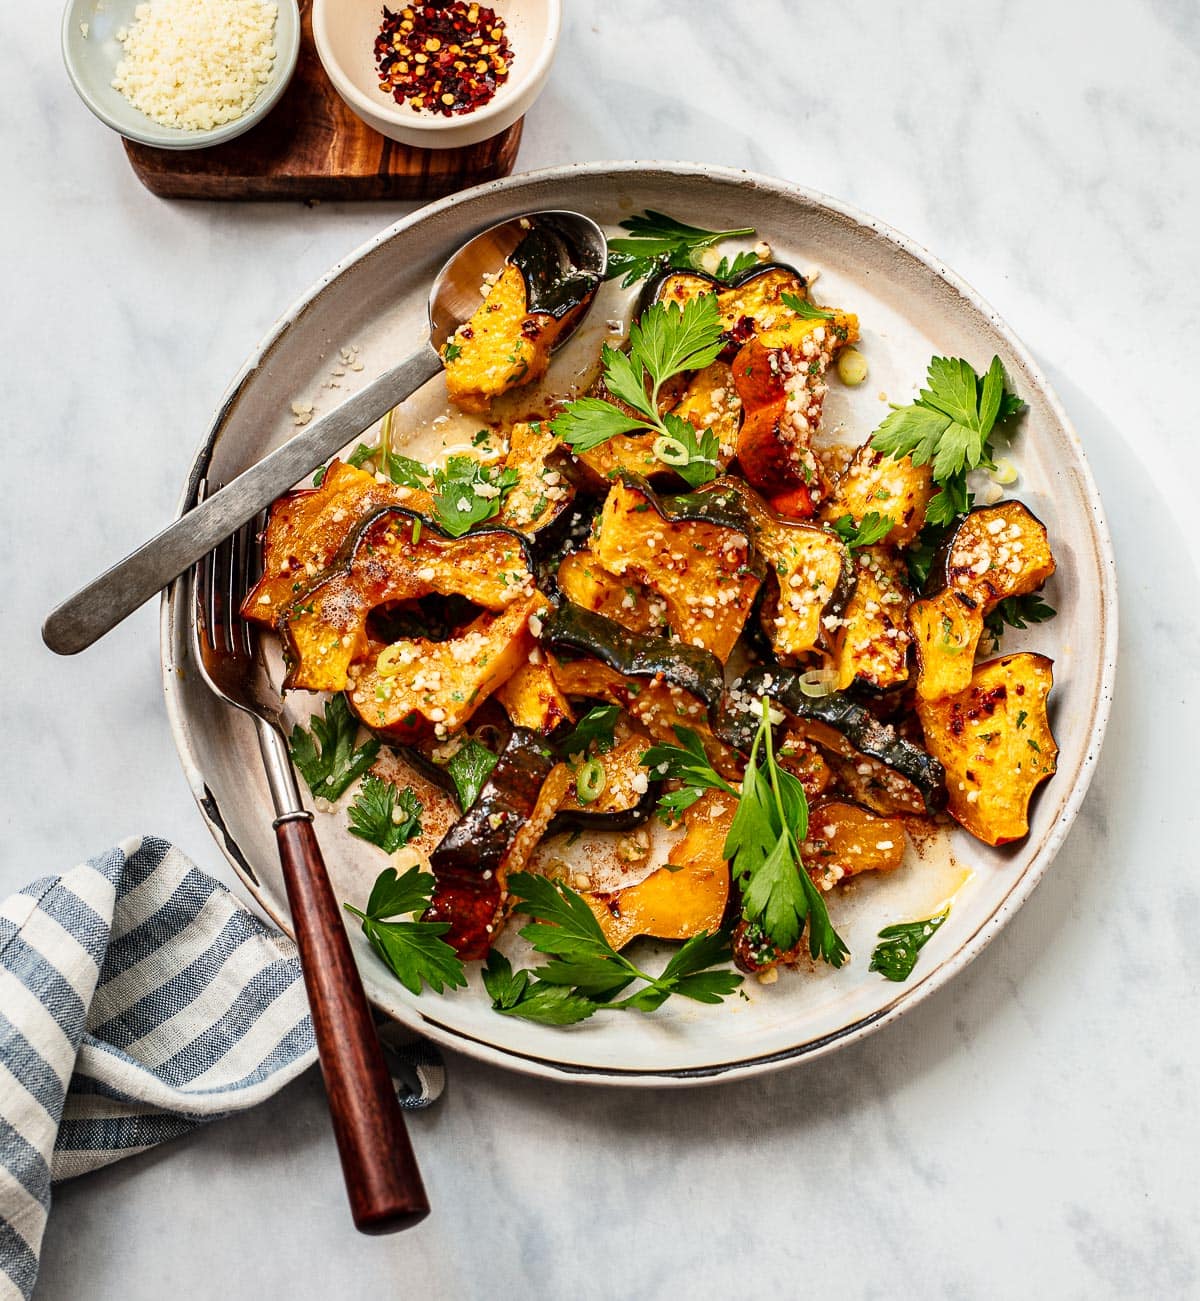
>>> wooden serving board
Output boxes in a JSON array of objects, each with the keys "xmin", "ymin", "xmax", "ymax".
[{"xmin": 122, "ymin": 0, "xmax": 523, "ymax": 201}]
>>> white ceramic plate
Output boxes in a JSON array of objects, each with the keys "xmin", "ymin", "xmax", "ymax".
[{"xmin": 161, "ymin": 163, "xmax": 1117, "ymax": 1086}]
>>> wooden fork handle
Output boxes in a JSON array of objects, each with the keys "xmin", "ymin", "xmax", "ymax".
[{"xmin": 275, "ymin": 814, "xmax": 430, "ymax": 1234}]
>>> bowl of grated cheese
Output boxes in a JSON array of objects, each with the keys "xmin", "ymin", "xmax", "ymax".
[{"xmin": 62, "ymin": 0, "xmax": 301, "ymax": 150}]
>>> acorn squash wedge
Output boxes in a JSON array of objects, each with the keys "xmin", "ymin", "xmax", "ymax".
[
  {"xmin": 916, "ymin": 652, "xmax": 1057, "ymax": 845},
  {"xmin": 556, "ymin": 551, "xmax": 664, "ymax": 636},
  {"xmin": 495, "ymin": 654, "xmax": 574, "ymax": 735},
  {"xmin": 281, "ymin": 508, "xmax": 533, "ymax": 693},
  {"xmin": 832, "ymin": 545, "xmax": 913, "ymax": 692},
  {"xmin": 349, "ymin": 593, "xmax": 545, "ymax": 742},
  {"xmin": 802, "ymin": 801, "xmax": 907, "ymax": 888},
  {"xmin": 912, "ymin": 501, "xmax": 1055, "ymax": 701},
  {"xmin": 441, "ymin": 224, "xmax": 602, "ymax": 414},
  {"xmin": 424, "ymin": 728, "xmax": 560, "ymax": 959},
  {"xmin": 496, "ymin": 421, "xmax": 575, "ymax": 535},
  {"xmin": 548, "ymin": 733, "xmax": 659, "ymax": 835},
  {"xmin": 242, "ymin": 460, "xmax": 431, "ymax": 626},
  {"xmin": 830, "ymin": 444, "xmax": 934, "ymax": 547},
  {"xmin": 590, "ymin": 476, "xmax": 763, "ymax": 661},
  {"xmin": 582, "ymin": 789, "xmax": 733, "ymax": 950}
]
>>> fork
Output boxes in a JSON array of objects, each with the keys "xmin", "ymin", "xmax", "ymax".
[{"xmin": 190, "ymin": 481, "xmax": 429, "ymax": 1234}]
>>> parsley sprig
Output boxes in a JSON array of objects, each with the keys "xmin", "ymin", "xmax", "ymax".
[
  {"xmin": 644, "ymin": 703, "xmax": 849, "ymax": 966},
  {"xmin": 551, "ymin": 296, "xmax": 724, "ymax": 485},
  {"xmin": 555, "ymin": 705, "xmax": 619, "ymax": 761},
  {"xmin": 605, "ymin": 211, "xmax": 756, "ymax": 288},
  {"xmin": 829, "ymin": 510, "xmax": 895, "ymax": 552},
  {"xmin": 869, "ymin": 907, "xmax": 950, "ymax": 982},
  {"xmin": 347, "ymin": 776, "xmax": 423, "ymax": 853},
  {"xmin": 289, "ymin": 696, "xmax": 380, "ymax": 802},
  {"xmin": 871, "ymin": 356, "xmax": 1025, "ymax": 526},
  {"xmin": 444, "ymin": 738, "xmax": 498, "ymax": 810},
  {"xmin": 780, "ymin": 290, "xmax": 835, "ymax": 322},
  {"xmin": 481, "ymin": 874, "xmax": 742, "ymax": 1025},
  {"xmin": 982, "ymin": 593, "xmax": 1057, "ymax": 649},
  {"xmin": 344, "ymin": 867, "xmax": 467, "ymax": 996},
  {"xmin": 429, "ymin": 455, "xmax": 519, "ymax": 537}
]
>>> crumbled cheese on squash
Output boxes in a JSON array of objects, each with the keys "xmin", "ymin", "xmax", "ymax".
[{"xmin": 112, "ymin": 0, "xmax": 278, "ymax": 132}]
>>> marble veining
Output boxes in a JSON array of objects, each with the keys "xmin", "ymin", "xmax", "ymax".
[{"xmin": 3, "ymin": 0, "xmax": 1198, "ymax": 1296}]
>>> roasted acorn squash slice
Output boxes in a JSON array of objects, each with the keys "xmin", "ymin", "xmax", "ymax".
[
  {"xmin": 833, "ymin": 545, "xmax": 913, "ymax": 692},
  {"xmin": 548, "ymin": 733, "xmax": 659, "ymax": 834},
  {"xmin": 282, "ymin": 508, "xmax": 534, "ymax": 693},
  {"xmin": 441, "ymin": 225, "xmax": 601, "ymax": 414},
  {"xmin": 590, "ymin": 477, "xmax": 762, "ymax": 661},
  {"xmin": 916, "ymin": 653, "xmax": 1057, "ymax": 846},
  {"xmin": 582, "ymin": 789, "xmax": 733, "ymax": 950},
  {"xmin": 495, "ymin": 655, "xmax": 574, "ymax": 735},
  {"xmin": 424, "ymin": 728, "xmax": 561, "ymax": 959},
  {"xmin": 912, "ymin": 501, "xmax": 1055, "ymax": 700},
  {"xmin": 830, "ymin": 444, "xmax": 935, "ymax": 547},
  {"xmin": 350, "ymin": 593, "xmax": 545, "ymax": 742},
  {"xmin": 496, "ymin": 421, "xmax": 575, "ymax": 535},
  {"xmin": 802, "ymin": 800, "xmax": 907, "ymax": 887},
  {"xmin": 555, "ymin": 551, "xmax": 664, "ymax": 636},
  {"xmin": 242, "ymin": 460, "xmax": 432, "ymax": 626}
]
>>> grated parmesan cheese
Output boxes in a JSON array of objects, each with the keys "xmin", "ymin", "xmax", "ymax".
[{"xmin": 112, "ymin": 0, "xmax": 278, "ymax": 132}]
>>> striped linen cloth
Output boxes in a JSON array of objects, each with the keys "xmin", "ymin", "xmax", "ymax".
[{"xmin": 0, "ymin": 835, "xmax": 443, "ymax": 1300}]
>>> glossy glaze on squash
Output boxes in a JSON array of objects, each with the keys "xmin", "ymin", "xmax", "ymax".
[{"xmin": 242, "ymin": 460, "xmax": 432, "ymax": 626}]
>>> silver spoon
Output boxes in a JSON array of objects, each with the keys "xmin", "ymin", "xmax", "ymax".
[{"xmin": 42, "ymin": 210, "xmax": 606, "ymax": 656}]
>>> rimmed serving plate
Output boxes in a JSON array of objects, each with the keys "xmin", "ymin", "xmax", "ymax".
[{"xmin": 161, "ymin": 162, "xmax": 1117, "ymax": 1086}]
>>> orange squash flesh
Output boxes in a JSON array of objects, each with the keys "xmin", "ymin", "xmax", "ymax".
[
  {"xmin": 242, "ymin": 460, "xmax": 432, "ymax": 626},
  {"xmin": 916, "ymin": 653, "xmax": 1058, "ymax": 845},
  {"xmin": 591, "ymin": 478, "xmax": 760, "ymax": 662},
  {"xmin": 282, "ymin": 511, "xmax": 532, "ymax": 692},
  {"xmin": 584, "ymin": 790, "xmax": 733, "ymax": 950}
]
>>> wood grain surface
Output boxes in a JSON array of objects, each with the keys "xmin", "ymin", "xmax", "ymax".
[{"xmin": 123, "ymin": 0, "xmax": 524, "ymax": 201}]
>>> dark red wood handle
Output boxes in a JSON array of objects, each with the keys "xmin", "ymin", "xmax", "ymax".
[{"xmin": 275, "ymin": 815, "xmax": 429, "ymax": 1234}]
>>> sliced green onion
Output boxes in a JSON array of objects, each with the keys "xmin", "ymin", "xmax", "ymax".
[
  {"xmin": 988, "ymin": 457, "xmax": 1018, "ymax": 486},
  {"xmin": 836, "ymin": 347, "xmax": 869, "ymax": 387},
  {"xmin": 575, "ymin": 758, "xmax": 607, "ymax": 804},
  {"xmin": 652, "ymin": 435, "xmax": 690, "ymax": 467},
  {"xmin": 798, "ymin": 667, "xmax": 838, "ymax": 698}
]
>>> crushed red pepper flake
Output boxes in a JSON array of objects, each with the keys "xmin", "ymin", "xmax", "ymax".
[{"xmin": 374, "ymin": 4, "xmax": 513, "ymax": 116}]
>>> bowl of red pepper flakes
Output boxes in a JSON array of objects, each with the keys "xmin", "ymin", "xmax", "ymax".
[{"xmin": 314, "ymin": 0, "xmax": 561, "ymax": 149}]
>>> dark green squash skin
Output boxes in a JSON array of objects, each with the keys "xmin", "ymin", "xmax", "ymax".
[
  {"xmin": 545, "ymin": 782, "xmax": 660, "ymax": 837},
  {"xmin": 510, "ymin": 221, "xmax": 604, "ymax": 320},
  {"xmin": 539, "ymin": 601, "xmax": 727, "ymax": 714},
  {"xmin": 639, "ymin": 261, "xmax": 810, "ymax": 322},
  {"xmin": 717, "ymin": 665, "xmax": 946, "ymax": 814},
  {"xmin": 424, "ymin": 727, "xmax": 556, "ymax": 960}
]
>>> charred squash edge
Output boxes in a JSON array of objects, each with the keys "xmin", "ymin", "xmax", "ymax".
[
  {"xmin": 718, "ymin": 664, "xmax": 946, "ymax": 813},
  {"xmin": 539, "ymin": 601, "xmax": 727, "ymax": 714}
]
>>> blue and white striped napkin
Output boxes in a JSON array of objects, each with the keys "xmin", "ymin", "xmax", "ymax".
[{"xmin": 0, "ymin": 835, "xmax": 443, "ymax": 1300}]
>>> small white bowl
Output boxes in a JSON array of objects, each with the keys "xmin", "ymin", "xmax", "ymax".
[
  {"xmin": 61, "ymin": 0, "xmax": 300, "ymax": 151},
  {"xmin": 313, "ymin": 0, "xmax": 560, "ymax": 150}
]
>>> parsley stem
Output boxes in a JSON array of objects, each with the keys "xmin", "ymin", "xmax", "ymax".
[{"xmin": 343, "ymin": 903, "xmax": 368, "ymax": 922}]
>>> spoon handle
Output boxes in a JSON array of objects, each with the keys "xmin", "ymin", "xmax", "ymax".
[{"xmin": 42, "ymin": 345, "xmax": 443, "ymax": 656}]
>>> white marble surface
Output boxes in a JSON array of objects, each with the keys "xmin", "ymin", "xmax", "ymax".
[{"xmin": 4, "ymin": 0, "xmax": 1199, "ymax": 1295}]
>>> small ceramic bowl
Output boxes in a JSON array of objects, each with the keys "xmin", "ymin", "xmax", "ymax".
[
  {"xmin": 61, "ymin": 0, "xmax": 301, "ymax": 150},
  {"xmin": 313, "ymin": 0, "xmax": 560, "ymax": 150}
]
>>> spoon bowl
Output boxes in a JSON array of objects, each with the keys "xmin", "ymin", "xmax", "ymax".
[{"xmin": 427, "ymin": 210, "xmax": 607, "ymax": 351}]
